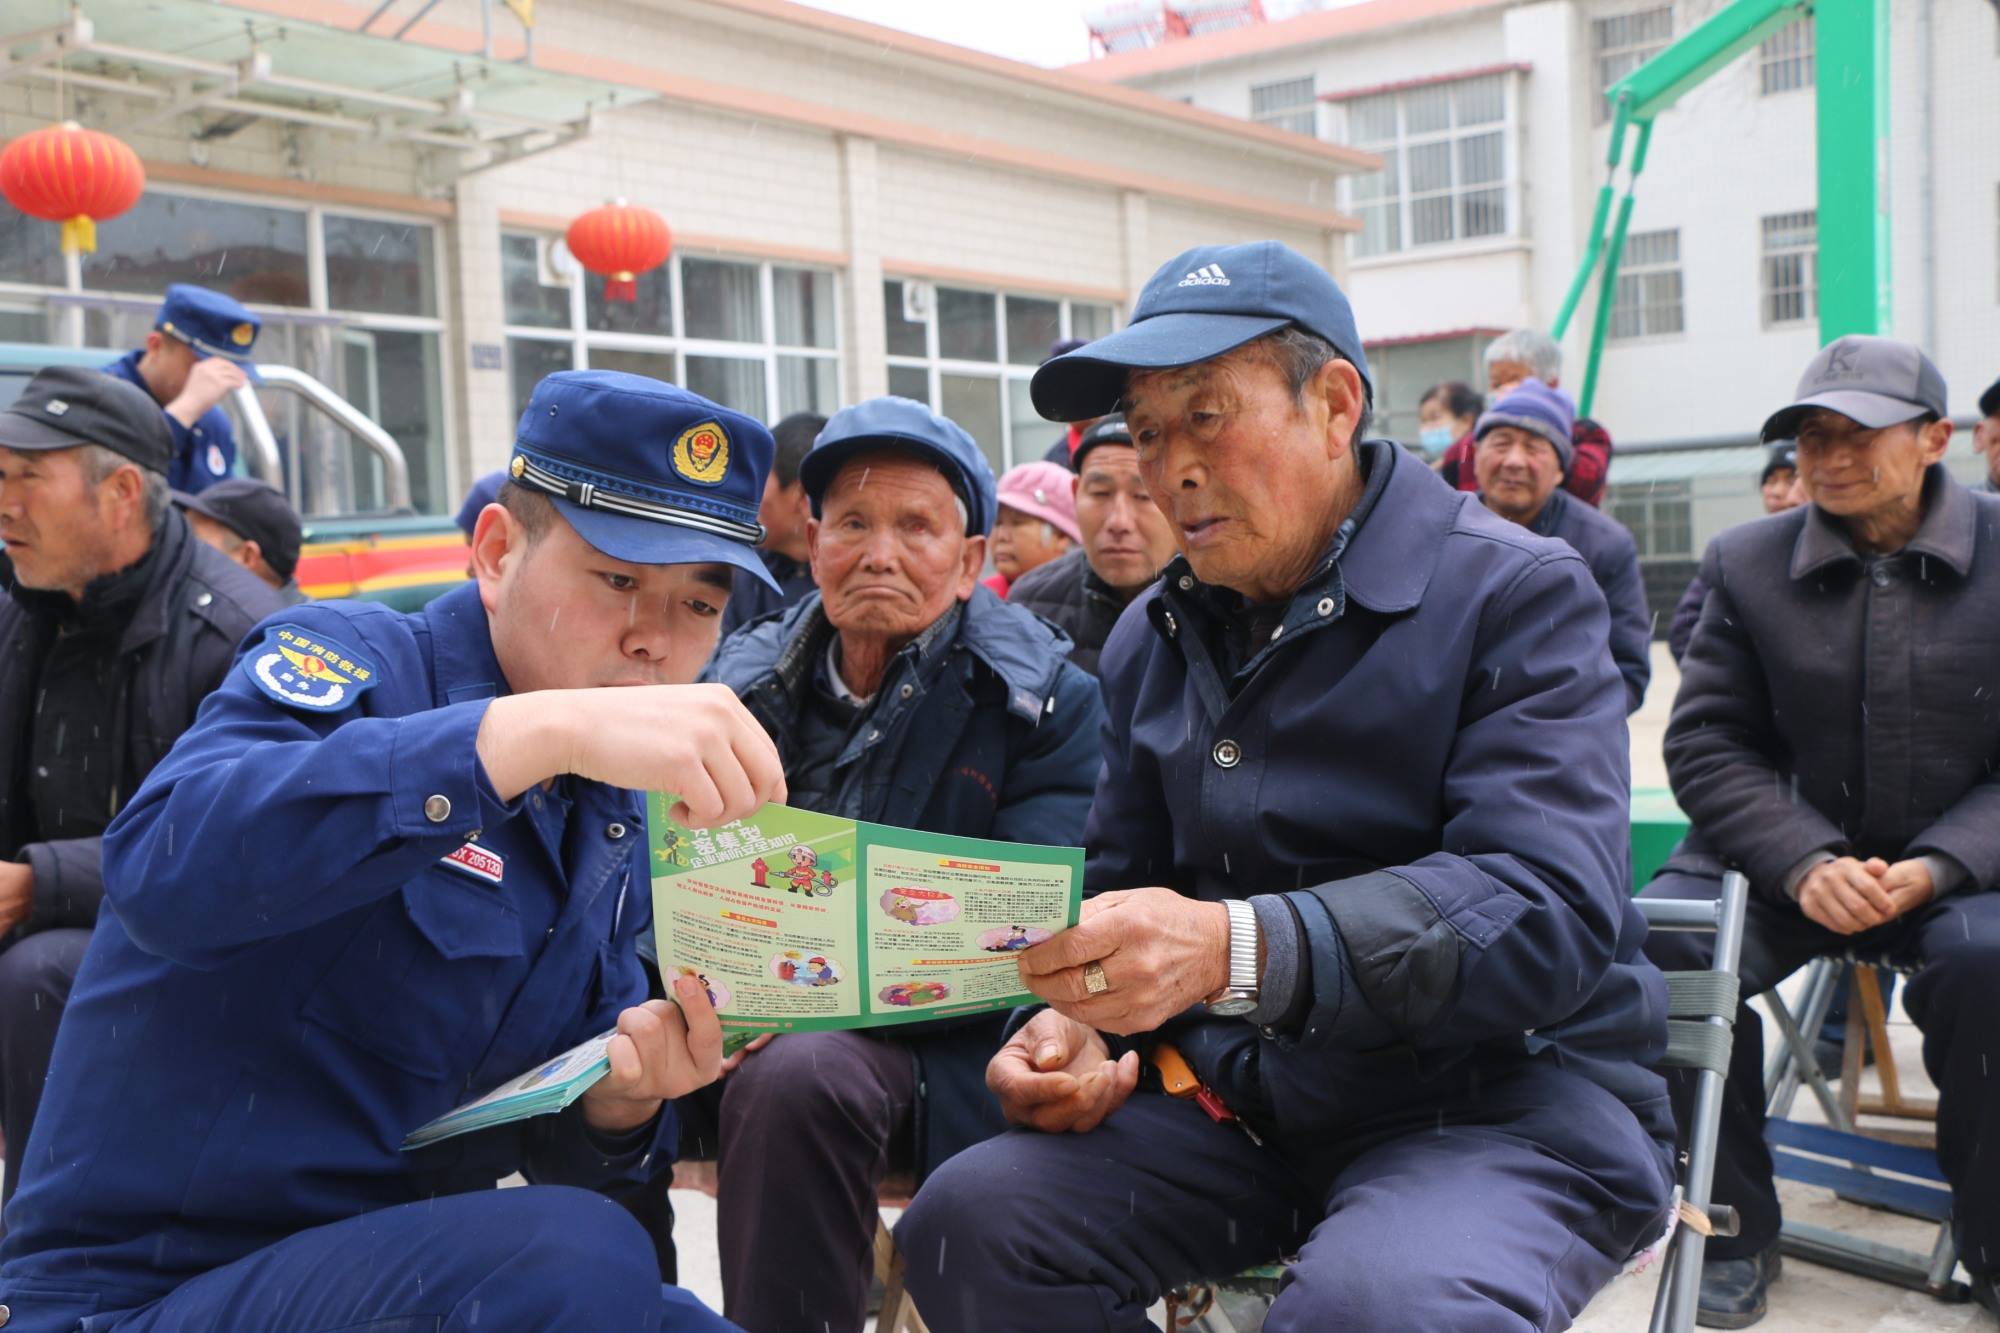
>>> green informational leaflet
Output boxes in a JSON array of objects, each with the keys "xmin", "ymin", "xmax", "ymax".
[{"xmin": 649, "ymin": 798, "xmax": 1083, "ymax": 1049}]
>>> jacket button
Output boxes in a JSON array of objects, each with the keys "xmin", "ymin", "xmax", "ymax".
[
  {"xmin": 1178, "ymin": 575, "xmax": 1194, "ymax": 591},
  {"xmin": 899, "ymin": 683, "xmax": 914, "ymax": 700},
  {"xmin": 867, "ymin": 729, "xmax": 881, "ymax": 743},
  {"xmin": 0, "ymin": 1302, "xmax": 12, "ymax": 1325},
  {"xmin": 1871, "ymin": 565, "xmax": 1892, "ymax": 588},
  {"xmin": 195, "ymin": 592, "xmax": 213, "ymax": 608},
  {"xmin": 1316, "ymin": 597, "xmax": 1336, "ymax": 617},
  {"xmin": 607, "ymin": 822, "xmax": 627, "ymax": 840},
  {"xmin": 423, "ymin": 794, "xmax": 452, "ymax": 823},
  {"xmin": 1212, "ymin": 739, "xmax": 1242, "ymax": 768}
]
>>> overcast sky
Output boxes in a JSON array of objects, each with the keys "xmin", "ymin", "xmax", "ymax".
[{"xmin": 790, "ymin": 1, "xmax": 1337, "ymax": 70}]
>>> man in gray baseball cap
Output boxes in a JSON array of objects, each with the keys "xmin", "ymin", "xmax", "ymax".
[{"xmin": 1642, "ymin": 334, "xmax": 2000, "ymax": 1325}]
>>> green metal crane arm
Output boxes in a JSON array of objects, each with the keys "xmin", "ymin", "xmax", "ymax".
[{"xmin": 1553, "ymin": 0, "xmax": 1815, "ymax": 415}]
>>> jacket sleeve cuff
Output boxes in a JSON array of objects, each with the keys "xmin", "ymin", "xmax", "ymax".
[
  {"xmin": 1782, "ymin": 850, "xmax": 1838, "ymax": 901},
  {"xmin": 527, "ymin": 1099, "xmax": 678, "ymax": 1192},
  {"xmin": 20, "ymin": 846, "xmax": 58, "ymax": 934},
  {"xmin": 1244, "ymin": 894, "xmax": 1306, "ymax": 1030},
  {"xmin": 1920, "ymin": 854, "xmax": 1969, "ymax": 900},
  {"xmin": 386, "ymin": 700, "xmax": 521, "ymax": 840},
  {"xmin": 1280, "ymin": 887, "xmax": 1398, "ymax": 1050}
]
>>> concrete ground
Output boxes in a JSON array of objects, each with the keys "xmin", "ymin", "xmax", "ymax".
[{"xmin": 669, "ymin": 645, "xmax": 1989, "ymax": 1331}]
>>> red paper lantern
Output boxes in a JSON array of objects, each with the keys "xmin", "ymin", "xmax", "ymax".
[
  {"xmin": 565, "ymin": 199, "xmax": 672, "ymax": 302},
  {"xmin": 0, "ymin": 122, "xmax": 145, "ymax": 256}
]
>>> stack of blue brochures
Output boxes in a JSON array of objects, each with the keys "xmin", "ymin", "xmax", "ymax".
[{"xmin": 402, "ymin": 1029, "xmax": 615, "ymax": 1150}]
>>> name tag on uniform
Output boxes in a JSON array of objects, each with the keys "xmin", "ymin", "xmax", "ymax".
[{"xmin": 441, "ymin": 842, "xmax": 504, "ymax": 886}]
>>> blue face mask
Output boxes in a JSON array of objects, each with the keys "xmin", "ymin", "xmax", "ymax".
[{"xmin": 1419, "ymin": 426, "xmax": 1456, "ymax": 451}]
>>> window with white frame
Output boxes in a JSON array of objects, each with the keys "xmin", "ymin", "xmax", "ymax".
[
  {"xmin": 0, "ymin": 190, "xmax": 452, "ymax": 517},
  {"xmin": 1593, "ymin": 6, "xmax": 1674, "ymax": 124},
  {"xmin": 1760, "ymin": 211, "xmax": 1816, "ymax": 326},
  {"xmin": 1608, "ymin": 479, "xmax": 1693, "ymax": 562},
  {"xmin": 881, "ymin": 279, "xmax": 1118, "ymax": 476},
  {"xmin": 1249, "ymin": 76, "xmax": 1317, "ymax": 136},
  {"xmin": 1759, "ymin": 17, "xmax": 1813, "ymax": 94},
  {"xmin": 1609, "ymin": 229, "xmax": 1684, "ymax": 340},
  {"xmin": 1344, "ymin": 73, "xmax": 1511, "ymax": 259},
  {"xmin": 500, "ymin": 233, "xmax": 841, "ymax": 432}
]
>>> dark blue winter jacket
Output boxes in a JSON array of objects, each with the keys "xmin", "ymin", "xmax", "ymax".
[
  {"xmin": 705, "ymin": 585, "xmax": 1104, "ymax": 1177},
  {"xmin": 1087, "ymin": 440, "xmax": 1673, "ymax": 1151},
  {"xmin": 1528, "ymin": 487, "xmax": 1653, "ymax": 713}
]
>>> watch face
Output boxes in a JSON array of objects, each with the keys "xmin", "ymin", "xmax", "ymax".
[{"xmin": 1207, "ymin": 995, "xmax": 1257, "ymax": 1017}]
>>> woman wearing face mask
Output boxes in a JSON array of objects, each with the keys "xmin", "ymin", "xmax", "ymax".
[{"xmin": 1417, "ymin": 381, "xmax": 1483, "ymax": 485}]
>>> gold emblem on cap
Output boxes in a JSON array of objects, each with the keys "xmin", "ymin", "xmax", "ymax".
[
  {"xmin": 509, "ymin": 455, "xmax": 526, "ymax": 480},
  {"xmin": 673, "ymin": 421, "xmax": 730, "ymax": 486},
  {"xmin": 230, "ymin": 322, "xmax": 255, "ymax": 347}
]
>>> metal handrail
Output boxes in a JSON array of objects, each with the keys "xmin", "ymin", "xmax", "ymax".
[{"xmin": 230, "ymin": 365, "xmax": 412, "ymax": 511}]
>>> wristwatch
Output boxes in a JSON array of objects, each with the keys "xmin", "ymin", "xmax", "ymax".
[{"xmin": 1204, "ymin": 899, "xmax": 1261, "ymax": 1017}]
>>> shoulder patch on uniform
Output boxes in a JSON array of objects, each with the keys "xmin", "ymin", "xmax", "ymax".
[{"xmin": 243, "ymin": 623, "xmax": 379, "ymax": 712}]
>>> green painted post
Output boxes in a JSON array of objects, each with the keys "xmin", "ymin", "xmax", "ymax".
[{"xmin": 1815, "ymin": 0, "xmax": 1891, "ymax": 339}]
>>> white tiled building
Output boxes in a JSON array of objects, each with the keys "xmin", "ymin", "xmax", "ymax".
[
  {"xmin": 1078, "ymin": 0, "xmax": 2000, "ymax": 601},
  {"xmin": 1, "ymin": 0, "xmax": 1371, "ymax": 518}
]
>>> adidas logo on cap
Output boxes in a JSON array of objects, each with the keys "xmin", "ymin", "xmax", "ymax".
[{"xmin": 1177, "ymin": 263, "xmax": 1230, "ymax": 287}]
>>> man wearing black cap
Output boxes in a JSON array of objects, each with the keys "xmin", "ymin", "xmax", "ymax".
[
  {"xmin": 1008, "ymin": 415, "xmax": 1179, "ymax": 674},
  {"xmin": 1667, "ymin": 441, "xmax": 1801, "ymax": 663},
  {"xmin": 1975, "ymin": 375, "xmax": 2000, "ymax": 494},
  {"xmin": 896, "ymin": 242, "xmax": 1672, "ymax": 1330},
  {"xmin": 1642, "ymin": 335, "xmax": 2000, "ymax": 1326},
  {"xmin": 101, "ymin": 283, "xmax": 263, "ymax": 495},
  {"xmin": 177, "ymin": 477, "xmax": 308, "ymax": 604},
  {"xmin": 694, "ymin": 395, "xmax": 1103, "ymax": 1333},
  {"xmin": 0, "ymin": 366, "xmax": 284, "ymax": 1230},
  {"xmin": 0, "ymin": 370, "xmax": 786, "ymax": 1331}
]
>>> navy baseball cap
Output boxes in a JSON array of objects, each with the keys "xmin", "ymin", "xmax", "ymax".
[
  {"xmin": 1761, "ymin": 336, "xmax": 1948, "ymax": 442},
  {"xmin": 1030, "ymin": 241, "xmax": 1372, "ymax": 423},
  {"xmin": 800, "ymin": 396, "xmax": 998, "ymax": 537},
  {"xmin": 157, "ymin": 284, "xmax": 262, "ymax": 383},
  {"xmin": 175, "ymin": 477, "xmax": 303, "ymax": 580},
  {"xmin": 508, "ymin": 370, "xmax": 778, "ymax": 588}
]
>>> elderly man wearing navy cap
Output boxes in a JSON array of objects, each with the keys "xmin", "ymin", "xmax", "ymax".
[
  {"xmin": 0, "ymin": 370, "xmax": 785, "ymax": 1332},
  {"xmin": 101, "ymin": 283, "xmax": 262, "ymax": 494},
  {"xmin": 1642, "ymin": 336, "xmax": 2000, "ymax": 1325},
  {"xmin": 894, "ymin": 241, "xmax": 1674, "ymax": 1331},
  {"xmin": 176, "ymin": 477, "xmax": 308, "ymax": 604},
  {"xmin": 685, "ymin": 395, "xmax": 1104, "ymax": 1333}
]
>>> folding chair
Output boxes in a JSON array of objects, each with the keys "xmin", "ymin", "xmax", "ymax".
[
  {"xmin": 1760, "ymin": 959, "xmax": 1967, "ymax": 1303},
  {"xmin": 1639, "ymin": 868, "xmax": 1751, "ymax": 1333}
]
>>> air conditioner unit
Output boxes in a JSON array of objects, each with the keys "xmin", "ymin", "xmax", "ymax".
[
  {"xmin": 541, "ymin": 236, "xmax": 580, "ymax": 288},
  {"xmin": 901, "ymin": 279, "xmax": 935, "ymax": 324}
]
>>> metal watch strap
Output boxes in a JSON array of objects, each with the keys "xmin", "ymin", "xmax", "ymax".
[{"xmin": 1225, "ymin": 899, "xmax": 1259, "ymax": 995}]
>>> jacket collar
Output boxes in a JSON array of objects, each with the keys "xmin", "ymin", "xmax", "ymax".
[
  {"xmin": 423, "ymin": 580, "xmax": 510, "ymax": 706},
  {"xmin": 1526, "ymin": 488, "xmax": 1571, "ymax": 539},
  {"xmin": 1790, "ymin": 464, "xmax": 1976, "ymax": 580}
]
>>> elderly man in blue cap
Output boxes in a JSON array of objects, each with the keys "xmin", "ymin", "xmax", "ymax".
[
  {"xmin": 0, "ymin": 370, "xmax": 786, "ymax": 1332},
  {"xmin": 894, "ymin": 242, "xmax": 1673, "ymax": 1332},
  {"xmin": 682, "ymin": 396, "xmax": 1104, "ymax": 1333},
  {"xmin": 101, "ymin": 283, "xmax": 262, "ymax": 493}
]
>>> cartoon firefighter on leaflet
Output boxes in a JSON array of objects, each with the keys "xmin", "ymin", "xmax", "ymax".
[{"xmin": 750, "ymin": 843, "xmax": 836, "ymax": 897}]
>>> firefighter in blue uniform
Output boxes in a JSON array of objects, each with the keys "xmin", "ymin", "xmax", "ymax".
[
  {"xmin": 0, "ymin": 370, "xmax": 789, "ymax": 1331},
  {"xmin": 101, "ymin": 283, "xmax": 261, "ymax": 493}
]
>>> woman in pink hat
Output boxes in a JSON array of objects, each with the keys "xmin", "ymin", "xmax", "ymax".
[{"xmin": 982, "ymin": 460, "xmax": 1080, "ymax": 598}]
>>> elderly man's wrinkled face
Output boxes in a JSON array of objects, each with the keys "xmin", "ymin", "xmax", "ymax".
[
  {"xmin": 473, "ymin": 498, "xmax": 733, "ymax": 695},
  {"xmin": 1761, "ymin": 467, "xmax": 1801, "ymax": 515},
  {"xmin": 1075, "ymin": 443, "xmax": 1177, "ymax": 595},
  {"xmin": 0, "ymin": 446, "xmax": 141, "ymax": 598},
  {"xmin": 1474, "ymin": 426, "xmax": 1564, "ymax": 525},
  {"xmin": 809, "ymin": 450, "xmax": 983, "ymax": 641},
  {"xmin": 1793, "ymin": 409, "xmax": 1950, "ymax": 523},
  {"xmin": 1125, "ymin": 342, "xmax": 1365, "ymax": 604}
]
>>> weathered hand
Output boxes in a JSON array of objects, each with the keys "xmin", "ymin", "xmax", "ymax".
[
  {"xmin": 0, "ymin": 860, "xmax": 31, "ymax": 936},
  {"xmin": 166, "ymin": 356, "xmax": 248, "ymax": 426},
  {"xmin": 1879, "ymin": 858, "xmax": 1937, "ymax": 919},
  {"xmin": 580, "ymin": 976, "xmax": 723, "ymax": 1134},
  {"xmin": 1017, "ymin": 888, "xmax": 1229, "ymax": 1035},
  {"xmin": 1797, "ymin": 856, "xmax": 1893, "ymax": 935},
  {"xmin": 985, "ymin": 1008, "xmax": 1138, "ymax": 1134}
]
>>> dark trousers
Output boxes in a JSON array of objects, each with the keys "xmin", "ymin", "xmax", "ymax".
[
  {"xmin": 894, "ymin": 1058, "xmax": 1672, "ymax": 1333},
  {"xmin": 0, "ymin": 928, "xmax": 89, "ymax": 1228},
  {"xmin": 683, "ymin": 1030, "xmax": 916, "ymax": 1333},
  {"xmin": 1642, "ymin": 872, "xmax": 2000, "ymax": 1272},
  {"xmin": 0, "ymin": 1186, "xmax": 734, "ymax": 1333}
]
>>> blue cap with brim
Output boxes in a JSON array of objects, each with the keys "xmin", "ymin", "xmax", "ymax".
[
  {"xmin": 801, "ymin": 396, "xmax": 998, "ymax": 537},
  {"xmin": 157, "ymin": 283, "xmax": 264, "ymax": 385},
  {"xmin": 509, "ymin": 370, "xmax": 779, "ymax": 590},
  {"xmin": 1031, "ymin": 241, "xmax": 1372, "ymax": 424}
]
